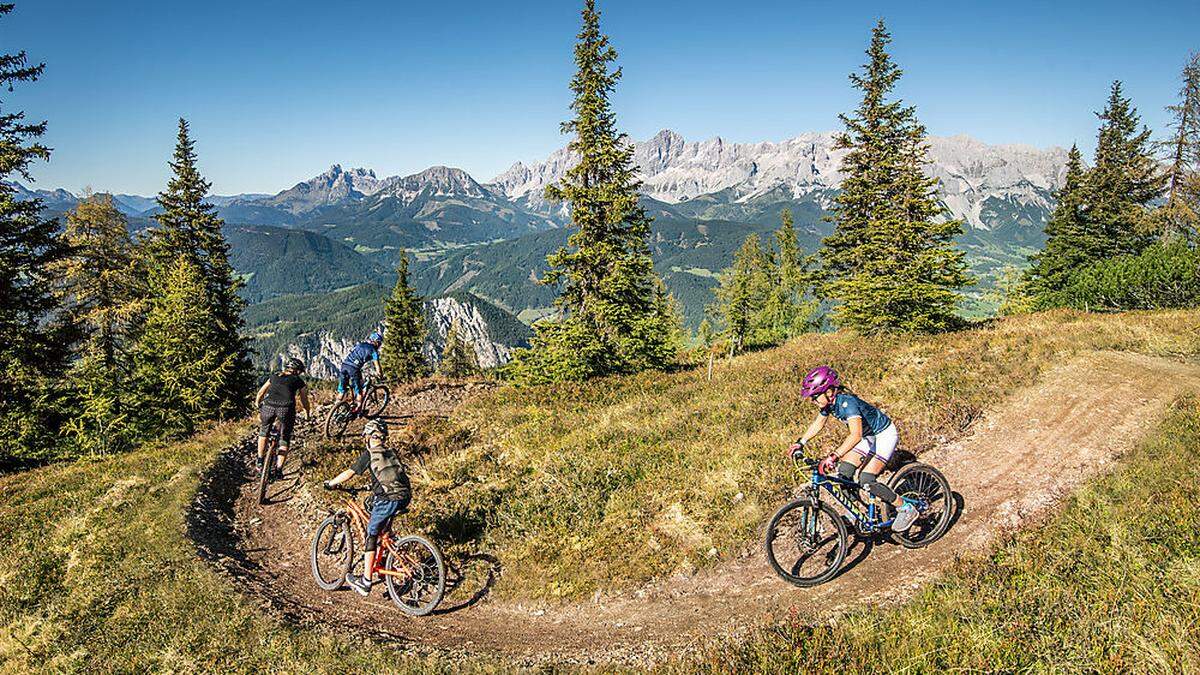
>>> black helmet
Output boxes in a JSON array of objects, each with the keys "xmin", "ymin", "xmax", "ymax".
[{"xmin": 285, "ymin": 357, "xmax": 306, "ymax": 373}]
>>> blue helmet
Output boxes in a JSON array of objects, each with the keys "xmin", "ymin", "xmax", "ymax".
[{"xmin": 367, "ymin": 331, "xmax": 383, "ymax": 345}]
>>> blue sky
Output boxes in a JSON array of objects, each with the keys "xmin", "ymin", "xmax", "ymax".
[{"xmin": 8, "ymin": 0, "xmax": 1199, "ymax": 195}]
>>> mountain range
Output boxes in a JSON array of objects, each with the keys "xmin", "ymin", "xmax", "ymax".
[{"xmin": 19, "ymin": 128, "xmax": 1069, "ymax": 323}]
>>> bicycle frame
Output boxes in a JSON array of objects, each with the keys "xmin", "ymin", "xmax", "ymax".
[
  {"xmin": 336, "ymin": 493, "xmax": 412, "ymax": 581},
  {"xmin": 800, "ymin": 461, "xmax": 925, "ymax": 535}
]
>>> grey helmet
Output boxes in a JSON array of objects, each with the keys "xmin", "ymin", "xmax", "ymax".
[{"xmin": 362, "ymin": 419, "xmax": 389, "ymax": 440}]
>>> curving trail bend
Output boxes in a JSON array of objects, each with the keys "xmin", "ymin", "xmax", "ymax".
[{"xmin": 187, "ymin": 353, "xmax": 1200, "ymax": 666}]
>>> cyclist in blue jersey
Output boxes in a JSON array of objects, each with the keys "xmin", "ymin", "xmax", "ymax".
[
  {"xmin": 787, "ymin": 366, "xmax": 919, "ymax": 532},
  {"xmin": 338, "ymin": 331, "xmax": 383, "ymax": 412}
]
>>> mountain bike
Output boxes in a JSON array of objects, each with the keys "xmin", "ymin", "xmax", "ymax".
[
  {"xmin": 256, "ymin": 424, "xmax": 281, "ymax": 505},
  {"xmin": 765, "ymin": 455, "xmax": 953, "ymax": 587},
  {"xmin": 310, "ymin": 486, "xmax": 446, "ymax": 616},
  {"xmin": 324, "ymin": 374, "xmax": 391, "ymax": 439}
]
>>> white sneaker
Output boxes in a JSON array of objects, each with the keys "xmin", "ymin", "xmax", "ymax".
[{"xmin": 892, "ymin": 503, "xmax": 919, "ymax": 532}]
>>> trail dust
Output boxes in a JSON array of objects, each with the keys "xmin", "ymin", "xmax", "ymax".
[{"xmin": 187, "ymin": 353, "xmax": 1200, "ymax": 666}]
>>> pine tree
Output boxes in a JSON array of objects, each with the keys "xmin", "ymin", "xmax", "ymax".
[
  {"xmin": 508, "ymin": 0, "xmax": 673, "ymax": 383},
  {"xmin": 0, "ymin": 7, "xmax": 71, "ymax": 465},
  {"xmin": 134, "ymin": 257, "xmax": 237, "ymax": 438},
  {"xmin": 140, "ymin": 119, "xmax": 251, "ymax": 420},
  {"xmin": 438, "ymin": 319, "xmax": 480, "ymax": 379},
  {"xmin": 380, "ymin": 250, "xmax": 427, "ymax": 381},
  {"xmin": 53, "ymin": 194, "xmax": 144, "ymax": 454},
  {"xmin": 1023, "ymin": 146, "xmax": 1095, "ymax": 304},
  {"xmin": 820, "ymin": 21, "xmax": 972, "ymax": 334},
  {"xmin": 1157, "ymin": 53, "xmax": 1200, "ymax": 240},
  {"xmin": 1085, "ymin": 81, "xmax": 1164, "ymax": 257}
]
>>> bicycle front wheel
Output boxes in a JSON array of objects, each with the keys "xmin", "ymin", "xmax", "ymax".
[
  {"xmin": 324, "ymin": 402, "xmax": 353, "ymax": 439},
  {"xmin": 765, "ymin": 498, "xmax": 848, "ymax": 587},
  {"xmin": 310, "ymin": 514, "xmax": 355, "ymax": 590},
  {"xmin": 384, "ymin": 535, "xmax": 446, "ymax": 616},
  {"xmin": 887, "ymin": 462, "xmax": 953, "ymax": 549},
  {"xmin": 361, "ymin": 384, "xmax": 390, "ymax": 418}
]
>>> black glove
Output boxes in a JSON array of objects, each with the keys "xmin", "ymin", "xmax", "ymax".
[{"xmin": 322, "ymin": 481, "xmax": 333, "ymax": 491}]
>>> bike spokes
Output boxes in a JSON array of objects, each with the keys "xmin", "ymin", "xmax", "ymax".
[
  {"xmin": 765, "ymin": 500, "xmax": 848, "ymax": 587},
  {"xmin": 385, "ymin": 536, "xmax": 446, "ymax": 616},
  {"xmin": 889, "ymin": 463, "xmax": 954, "ymax": 549}
]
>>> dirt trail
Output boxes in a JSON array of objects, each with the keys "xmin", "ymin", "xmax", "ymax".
[{"xmin": 188, "ymin": 353, "xmax": 1200, "ymax": 666}]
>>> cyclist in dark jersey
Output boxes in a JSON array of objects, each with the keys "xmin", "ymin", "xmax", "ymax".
[
  {"xmin": 788, "ymin": 365, "xmax": 918, "ymax": 532},
  {"xmin": 253, "ymin": 357, "xmax": 313, "ymax": 478},
  {"xmin": 338, "ymin": 331, "xmax": 382, "ymax": 412}
]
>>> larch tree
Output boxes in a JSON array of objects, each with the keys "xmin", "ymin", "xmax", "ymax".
[
  {"xmin": 437, "ymin": 319, "xmax": 480, "ymax": 379},
  {"xmin": 820, "ymin": 20, "xmax": 972, "ymax": 334},
  {"xmin": 507, "ymin": 0, "xmax": 675, "ymax": 383},
  {"xmin": 1157, "ymin": 53, "xmax": 1200, "ymax": 240},
  {"xmin": 54, "ymin": 194, "xmax": 144, "ymax": 454},
  {"xmin": 380, "ymin": 250, "xmax": 427, "ymax": 381}
]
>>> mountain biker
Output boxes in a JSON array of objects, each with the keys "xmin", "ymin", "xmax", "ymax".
[
  {"xmin": 253, "ymin": 357, "xmax": 313, "ymax": 478},
  {"xmin": 338, "ymin": 331, "xmax": 383, "ymax": 412},
  {"xmin": 322, "ymin": 419, "xmax": 412, "ymax": 596},
  {"xmin": 788, "ymin": 366, "xmax": 919, "ymax": 532}
]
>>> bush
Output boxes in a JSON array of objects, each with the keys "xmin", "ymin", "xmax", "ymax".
[{"xmin": 1057, "ymin": 241, "xmax": 1200, "ymax": 311}]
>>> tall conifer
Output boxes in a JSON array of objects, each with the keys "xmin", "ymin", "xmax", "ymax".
[
  {"xmin": 0, "ymin": 5, "xmax": 71, "ymax": 464},
  {"xmin": 821, "ymin": 21, "xmax": 971, "ymax": 334},
  {"xmin": 1158, "ymin": 54, "xmax": 1200, "ymax": 239},
  {"xmin": 380, "ymin": 251, "xmax": 427, "ymax": 381},
  {"xmin": 508, "ymin": 0, "xmax": 673, "ymax": 382},
  {"xmin": 1023, "ymin": 146, "xmax": 1093, "ymax": 304},
  {"xmin": 54, "ymin": 195, "xmax": 144, "ymax": 453},
  {"xmin": 1086, "ymin": 81, "xmax": 1163, "ymax": 256},
  {"xmin": 438, "ymin": 319, "xmax": 480, "ymax": 379},
  {"xmin": 139, "ymin": 119, "xmax": 251, "ymax": 420}
]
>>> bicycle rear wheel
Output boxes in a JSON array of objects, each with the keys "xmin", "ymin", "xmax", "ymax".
[
  {"xmin": 765, "ymin": 498, "xmax": 848, "ymax": 587},
  {"xmin": 384, "ymin": 535, "xmax": 446, "ymax": 616},
  {"xmin": 256, "ymin": 443, "xmax": 275, "ymax": 505},
  {"xmin": 324, "ymin": 401, "xmax": 353, "ymax": 439},
  {"xmin": 310, "ymin": 514, "xmax": 355, "ymax": 590},
  {"xmin": 361, "ymin": 384, "xmax": 390, "ymax": 418},
  {"xmin": 888, "ymin": 462, "xmax": 953, "ymax": 549}
]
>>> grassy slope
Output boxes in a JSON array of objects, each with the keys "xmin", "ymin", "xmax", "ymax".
[
  {"xmin": 683, "ymin": 400, "xmax": 1200, "ymax": 673},
  {"xmin": 392, "ymin": 310, "xmax": 1200, "ymax": 601},
  {"xmin": 0, "ymin": 425, "xmax": 499, "ymax": 673}
]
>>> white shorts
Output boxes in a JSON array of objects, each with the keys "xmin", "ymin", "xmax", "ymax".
[{"xmin": 851, "ymin": 422, "xmax": 898, "ymax": 463}]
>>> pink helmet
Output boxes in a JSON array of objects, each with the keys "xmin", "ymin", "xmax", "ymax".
[{"xmin": 800, "ymin": 366, "xmax": 840, "ymax": 398}]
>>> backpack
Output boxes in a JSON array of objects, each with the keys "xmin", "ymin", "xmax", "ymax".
[{"xmin": 368, "ymin": 445, "xmax": 409, "ymax": 500}]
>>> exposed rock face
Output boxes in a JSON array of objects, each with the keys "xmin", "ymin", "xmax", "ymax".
[
  {"xmin": 268, "ymin": 294, "xmax": 529, "ymax": 379},
  {"xmin": 421, "ymin": 296, "xmax": 516, "ymax": 370},
  {"xmin": 490, "ymin": 129, "xmax": 1070, "ymax": 231},
  {"xmin": 265, "ymin": 164, "xmax": 385, "ymax": 213}
]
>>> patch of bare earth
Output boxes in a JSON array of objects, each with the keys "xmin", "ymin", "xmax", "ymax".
[{"xmin": 188, "ymin": 354, "xmax": 1200, "ymax": 667}]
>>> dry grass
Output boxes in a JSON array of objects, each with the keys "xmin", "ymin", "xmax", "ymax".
[
  {"xmin": 680, "ymin": 398, "xmax": 1200, "ymax": 673},
  {"xmin": 385, "ymin": 309, "xmax": 1200, "ymax": 601}
]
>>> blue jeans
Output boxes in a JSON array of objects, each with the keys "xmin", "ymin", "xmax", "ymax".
[
  {"xmin": 337, "ymin": 366, "xmax": 363, "ymax": 396},
  {"xmin": 367, "ymin": 496, "xmax": 407, "ymax": 536}
]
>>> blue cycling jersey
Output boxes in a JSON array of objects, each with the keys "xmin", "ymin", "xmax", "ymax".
[
  {"xmin": 341, "ymin": 342, "xmax": 379, "ymax": 371},
  {"xmin": 820, "ymin": 393, "xmax": 892, "ymax": 436}
]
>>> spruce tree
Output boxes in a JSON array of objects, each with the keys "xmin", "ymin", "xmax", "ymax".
[
  {"xmin": 0, "ymin": 7, "xmax": 71, "ymax": 465},
  {"xmin": 1023, "ymin": 146, "xmax": 1095, "ymax": 304},
  {"xmin": 1085, "ymin": 81, "xmax": 1163, "ymax": 257},
  {"xmin": 134, "ymin": 257, "xmax": 236, "ymax": 437},
  {"xmin": 1157, "ymin": 53, "xmax": 1200, "ymax": 240},
  {"xmin": 820, "ymin": 21, "xmax": 971, "ymax": 334},
  {"xmin": 54, "ymin": 194, "xmax": 144, "ymax": 454},
  {"xmin": 711, "ymin": 233, "xmax": 774, "ymax": 351},
  {"xmin": 380, "ymin": 251, "xmax": 427, "ymax": 381},
  {"xmin": 438, "ymin": 319, "xmax": 480, "ymax": 379},
  {"xmin": 140, "ymin": 119, "xmax": 251, "ymax": 420},
  {"xmin": 508, "ymin": 0, "xmax": 672, "ymax": 383}
]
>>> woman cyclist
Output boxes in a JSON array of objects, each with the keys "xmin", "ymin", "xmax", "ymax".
[
  {"xmin": 253, "ymin": 357, "xmax": 313, "ymax": 479},
  {"xmin": 788, "ymin": 366, "xmax": 918, "ymax": 532}
]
